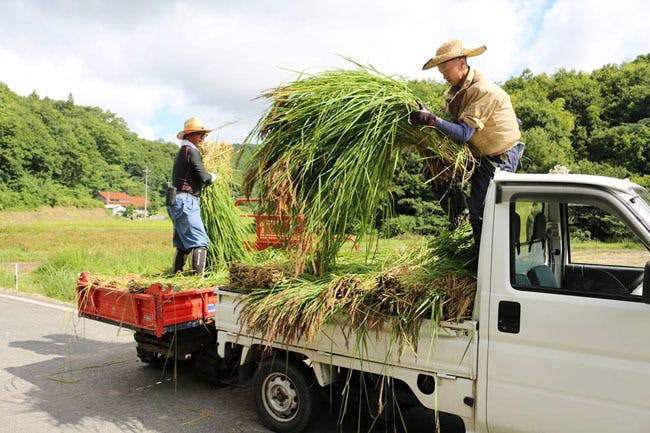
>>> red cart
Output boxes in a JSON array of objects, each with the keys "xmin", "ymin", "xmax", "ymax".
[
  {"xmin": 235, "ymin": 198, "xmax": 358, "ymax": 251},
  {"xmin": 235, "ymin": 198, "xmax": 303, "ymax": 250},
  {"xmin": 76, "ymin": 272, "xmax": 217, "ymax": 338}
]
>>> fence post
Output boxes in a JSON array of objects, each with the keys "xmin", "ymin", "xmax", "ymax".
[{"xmin": 14, "ymin": 263, "xmax": 18, "ymax": 291}]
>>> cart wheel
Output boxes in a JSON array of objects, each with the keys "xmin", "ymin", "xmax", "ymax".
[
  {"xmin": 253, "ymin": 358, "xmax": 319, "ymax": 433},
  {"xmin": 136, "ymin": 347, "xmax": 169, "ymax": 368},
  {"xmin": 136, "ymin": 347, "xmax": 156, "ymax": 364}
]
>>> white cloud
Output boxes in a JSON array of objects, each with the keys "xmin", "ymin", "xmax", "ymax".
[
  {"xmin": 523, "ymin": 0, "xmax": 650, "ymax": 75},
  {"xmin": 0, "ymin": 0, "xmax": 648, "ymax": 143}
]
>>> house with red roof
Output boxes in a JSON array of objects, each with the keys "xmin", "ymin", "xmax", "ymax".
[{"xmin": 97, "ymin": 191, "xmax": 150, "ymax": 216}]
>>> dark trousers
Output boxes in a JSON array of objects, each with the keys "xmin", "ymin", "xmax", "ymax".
[{"xmin": 469, "ymin": 142, "xmax": 524, "ymax": 247}]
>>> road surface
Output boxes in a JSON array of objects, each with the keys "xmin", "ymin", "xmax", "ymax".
[{"xmin": 0, "ymin": 290, "xmax": 451, "ymax": 433}]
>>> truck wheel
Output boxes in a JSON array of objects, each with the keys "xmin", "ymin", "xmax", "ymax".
[{"xmin": 253, "ymin": 358, "xmax": 318, "ymax": 433}]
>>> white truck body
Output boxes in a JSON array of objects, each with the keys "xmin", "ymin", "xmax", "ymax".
[
  {"xmin": 213, "ymin": 172, "xmax": 650, "ymax": 433},
  {"xmin": 216, "ymin": 289, "xmax": 478, "ymax": 423}
]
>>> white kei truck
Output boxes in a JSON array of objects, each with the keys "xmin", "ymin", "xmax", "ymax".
[{"xmin": 77, "ymin": 171, "xmax": 650, "ymax": 433}]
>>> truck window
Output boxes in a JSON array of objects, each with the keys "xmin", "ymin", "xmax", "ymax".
[
  {"xmin": 510, "ymin": 198, "xmax": 650, "ymax": 299},
  {"xmin": 511, "ymin": 200, "xmax": 548, "ymax": 287}
]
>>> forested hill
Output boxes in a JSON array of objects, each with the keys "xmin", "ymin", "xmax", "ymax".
[
  {"xmin": 0, "ymin": 84, "xmax": 178, "ymax": 211},
  {"xmin": 1, "ymin": 53, "xmax": 649, "ymax": 212}
]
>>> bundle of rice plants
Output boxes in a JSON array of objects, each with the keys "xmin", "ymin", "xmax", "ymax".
[
  {"xmin": 243, "ymin": 60, "xmax": 475, "ymax": 276},
  {"xmin": 238, "ymin": 247, "xmax": 476, "ymax": 353},
  {"xmin": 424, "ymin": 222, "xmax": 476, "ymax": 277},
  {"xmin": 228, "ymin": 262, "xmax": 286, "ymax": 291},
  {"xmin": 239, "ymin": 279, "xmax": 331, "ymax": 344},
  {"xmin": 87, "ymin": 271, "xmax": 228, "ymax": 293},
  {"xmin": 200, "ymin": 141, "xmax": 251, "ymax": 268}
]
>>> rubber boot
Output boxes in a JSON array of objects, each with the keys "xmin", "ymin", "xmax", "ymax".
[
  {"xmin": 447, "ymin": 183, "xmax": 467, "ymax": 230},
  {"xmin": 191, "ymin": 247, "xmax": 208, "ymax": 276},
  {"xmin": 172, "ymin": 248, "xmax": 190, "ymax": 273}
]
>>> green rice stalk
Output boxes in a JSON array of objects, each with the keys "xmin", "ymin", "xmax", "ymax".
[
  {"xmin": 242, "ymin": 60, "xmax": 475, "ymax": 276},
  {"xmin": 424, "ymin": 222, "xmax": 476, "ymax": 277},
  {"xmin": 200, "ymin": 141, "xmax": 250, "ymax": 268}
]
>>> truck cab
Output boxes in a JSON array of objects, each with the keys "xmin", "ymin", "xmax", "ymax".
[{"xmin": 477, "ymin": 171, "xmax": 650, "ymax": 432}]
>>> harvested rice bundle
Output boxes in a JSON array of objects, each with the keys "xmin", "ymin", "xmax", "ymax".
[
  {"xmin": 243, "ymin": 61, "xmax": 474, "ymax": 276},
  {"xmin": 239, "ymin": 274, "xmax": 379, "ymax": 346},
  {"xmin": 424, "ymin": 222, "xmax": 476, "ymax": 277},
  {"xmin": 228, "ymin": 262, "xmax": 286, "ymax": 291},
  {"xmin": 237, "ymin": 225, "xmax": 477, "ymax": 352},
  {"xmin": 238, "ymin": 266, "xmax": 469, "ymax": 353},
  {"xmin": 86, "ymin": 271, "xmax": 228, "ymax": 292},
  {"xmin": 200, "ymin": 141, "xmax": 250, "ymax": 267},
  {"xmin": 437, "ymin": 273, "xmax": 476, "ymax": 321},
  {"xmin": 355, "ymin": 262, "xmax": 443, "ymax": 353},
  {"xmin": 240, "ymin": 279, "xmax": 331, "ymax": 344},
  {"xmin": 89, "ymin": 274, "xmax": 152, "ymax": 293}
]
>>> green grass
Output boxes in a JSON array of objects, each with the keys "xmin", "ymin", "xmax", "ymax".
[
  {"xmin": 571, "ymin": 240, "xmax": 647, "ymax": 250},
  {"xmin": 0, "ymin": 216, "xmax": 174, "ymax": 302},
  {"xmin": 0, "ymin": 210, "xmax": 423, "ymax": 303}
]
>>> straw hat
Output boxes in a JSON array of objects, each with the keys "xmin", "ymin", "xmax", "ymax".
[
  {"xmin": 422, "ymin": 39, "xmax": 486, "ymax": 70},
  {"xmin": 177, "ymin": 117, "xmax": 213, "ymax": 140}
]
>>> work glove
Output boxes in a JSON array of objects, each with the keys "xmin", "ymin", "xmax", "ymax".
[{"xmin": 409, "ymin": 102, "xmax": 437, "ymax": 126}]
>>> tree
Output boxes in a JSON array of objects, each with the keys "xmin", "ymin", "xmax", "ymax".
[
  {"xmin": 587, "ymin": 121, "xmax": 650, "ymax": 173},
  {"xmin": 0, "ymin": 82, "xmax": 178, "ymax": 210}
]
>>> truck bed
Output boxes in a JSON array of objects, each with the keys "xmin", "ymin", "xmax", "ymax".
[{"xmin": 215, "ymin": 288, "xmax": 477, "ymax": 379}]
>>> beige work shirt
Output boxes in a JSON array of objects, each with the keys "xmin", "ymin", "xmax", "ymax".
[{"xmin": 444, "ymin": 68, "xmax": 520, "ymax": 156}]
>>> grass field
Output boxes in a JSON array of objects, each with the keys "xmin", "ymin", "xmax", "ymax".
[
  {"xmin": 0, "ymin": 207, "xmax": 424, "ymax": 303},
  {"xmin": 0, "ymin": 207, "xmax": 174, "ymax": 301},
  {"xmin": 1, "ymin": 207, "xmax": 648, "ymax": 303}
]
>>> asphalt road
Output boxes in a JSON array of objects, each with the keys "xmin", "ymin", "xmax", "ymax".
[{"xmin": 0, "ymin": 290, "xmax": 451, "ymax": 433}]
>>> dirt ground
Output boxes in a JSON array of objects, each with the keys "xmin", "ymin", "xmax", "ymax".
[
  {"xmin": 572, "ymin": 248, "xmax": 650, "ymax": 267},
  {"xmin": 0, "ymin": 207, "xmax": 116, "ymax": 223}
]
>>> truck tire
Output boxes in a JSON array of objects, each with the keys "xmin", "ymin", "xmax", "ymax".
[{"xmin": 253, "ymin": 358, "xmax": 319, "ymax": 433}]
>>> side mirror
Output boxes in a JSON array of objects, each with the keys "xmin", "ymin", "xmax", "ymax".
[{"xmin": 643, "ymin": 260, "xmax": 650, "ymax": 304}]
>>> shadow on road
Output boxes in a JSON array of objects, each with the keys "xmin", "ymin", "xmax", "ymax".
[
  {"xmin": 5, "ymin": 332, "xmax": 262, "ymax": 432},
  {"xmin": 5, "ymin": 333, "xmax": 460, "ymax": 433}
]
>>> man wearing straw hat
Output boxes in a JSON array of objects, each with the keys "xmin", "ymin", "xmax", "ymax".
[
  {"xmin": 167, "ymin": 117, "xmax": 216, "ymax": 275},
  {"xmin": 410, "ymin": 39, "xmax": 524, "ymax": 252}
]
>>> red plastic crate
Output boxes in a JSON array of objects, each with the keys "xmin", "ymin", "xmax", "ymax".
[{"xmin": 76, "ymin": 272, "xmax": 217, "ymax": 337}]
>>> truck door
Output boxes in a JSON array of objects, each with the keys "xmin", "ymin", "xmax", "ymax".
[{"xmin": 486, "ymin": 184, "xmax": 650, "ymax": 433}]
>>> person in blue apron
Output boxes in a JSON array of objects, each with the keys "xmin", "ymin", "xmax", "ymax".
[
  {"xmin": 410, "ymin": 39, "xmax": 525, "ymax": 253},
  {"xmin": 167, "ymin": 117, "xmax": 216, "ymax": 275}
]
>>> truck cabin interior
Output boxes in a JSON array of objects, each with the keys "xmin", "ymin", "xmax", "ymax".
[{"xmin": 509, "ymin": 197, "xmax": 649, "ymax": 300}]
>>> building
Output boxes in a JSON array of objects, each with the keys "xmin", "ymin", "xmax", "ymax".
[{"xmin": 96, "ymin": 191, "xmax": 150, "ymax": 216}]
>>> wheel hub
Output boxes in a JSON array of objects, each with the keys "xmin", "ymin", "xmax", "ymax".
[{"xmin": 263, "ymin": 373, "xmax": 299, "ymax": 421}]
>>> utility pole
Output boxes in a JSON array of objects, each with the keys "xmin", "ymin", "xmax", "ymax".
[{"xmin": 144, "ymin": 166, "xmax": 150, "ymax": 219}]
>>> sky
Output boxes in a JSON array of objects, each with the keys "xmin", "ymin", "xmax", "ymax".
[{"xmin": 1, "ymin": 0, "xmax": 648, "ymax": 144}]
